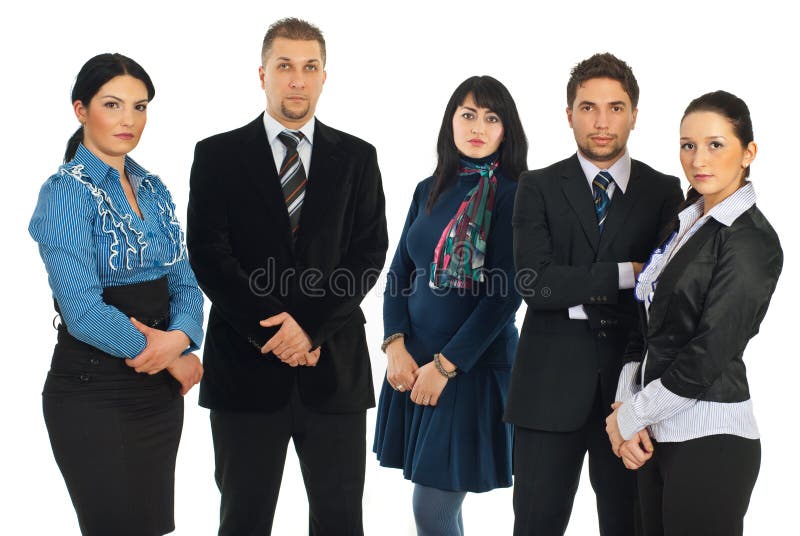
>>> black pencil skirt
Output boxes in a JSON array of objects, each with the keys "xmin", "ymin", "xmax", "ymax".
[{"xmin": 43, "ymin": 278, "xmax": 183, "ymax": 536}]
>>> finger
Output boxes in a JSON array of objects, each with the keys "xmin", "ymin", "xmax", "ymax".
[
  {"xmin": 261, "ymin": 333, "xmax": 284, "ymax": 354},
  {"xmin": 129, "ymin": 317, "xmax": 151, "ymax": 334},
  {"xmin": 639, "ymin": 431, "xmax": 654, "ymax": 453},
  {"xmin": 611, "ymin": 401, "xmax": 622, "ymax": 410},
  {"xmin": 259, "ymin": 312, "xmax": 287, "ymax": 327}
]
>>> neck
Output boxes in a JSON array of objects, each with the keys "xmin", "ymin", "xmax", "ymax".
[{"xmin": 268, "ymin": 109, "xmax": 311, "ymax": 131}]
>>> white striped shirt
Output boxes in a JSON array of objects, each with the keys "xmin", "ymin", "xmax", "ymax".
[{"xmin": 615, "ymin": 182, "xmax": 760, "ymax": 442}]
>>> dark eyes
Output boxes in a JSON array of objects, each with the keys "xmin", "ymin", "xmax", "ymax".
[{"xmin": 680, "ymin": 142, "xmax": 695, "ymax": 150}]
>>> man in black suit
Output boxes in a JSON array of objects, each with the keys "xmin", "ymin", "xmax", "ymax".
[
  {"xmin": 505, "ymin": 53, "xmax": 683, "ymax": 535},
  {"xmin": 186, "ymin": 18, "xmax": 387, "ymax": 536}
]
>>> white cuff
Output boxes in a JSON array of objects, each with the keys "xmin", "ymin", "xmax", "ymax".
[
  {"xmin": 568, "ymin": 305, "xmax": 588, "ymax": 320},
  {"xmin": 618, "ymin": 262, "xmax": 635, "ymax": 290}
]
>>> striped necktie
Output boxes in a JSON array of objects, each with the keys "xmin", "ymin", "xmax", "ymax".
[
  {"xmin": 278, "ymin": 130, "xmax": 307, "ymax": 237},
  {"xmin": 592, "ymin": 170, "xmax": 613, "ymax": 232}
]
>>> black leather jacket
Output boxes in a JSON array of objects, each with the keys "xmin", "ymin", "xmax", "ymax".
[{"xmin": 626, "ymin": 205, "xmax": 782, "ymax": 402}]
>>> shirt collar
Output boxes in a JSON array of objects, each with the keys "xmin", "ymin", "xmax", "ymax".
[
  {"xmin": 71, "ymin": 143, "xmax": 151, "ymax": 187},
  {"xmin": 576, "ymin": 149, "xmax": 632, "ymax": 194},
  {"xmin": 682, "ymin": 181, "xmax": 757, "ymax": 227},
  {"xmin": 263, "ymin": 112, "xmax": 315, "ymax": 147}
]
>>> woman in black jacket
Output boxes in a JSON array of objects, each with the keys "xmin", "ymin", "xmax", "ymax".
[{"xmin": 605, "ymin": 90, "xmax": 783, "ymax": 535}]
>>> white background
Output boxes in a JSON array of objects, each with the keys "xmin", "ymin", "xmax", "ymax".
[{"xmin": 1, "ymin": 0, "xmax": 796, "ymax": 534}]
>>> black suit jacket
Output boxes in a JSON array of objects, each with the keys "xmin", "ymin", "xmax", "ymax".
[
  {"xmin": 187, "ymin": 115, "xmax": 388, "ymax": 413},
  {"xmin": 626, "ymin": 204, "xmax": 782, "ymax": 403},
  {"xmin": 505, "ymin": 154, "xmax": 683, "ymax": 431}
]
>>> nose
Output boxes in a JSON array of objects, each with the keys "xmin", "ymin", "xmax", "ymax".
[
  {"xmin": 593, "ymin": 109, "xmax": 609, "ymax": 129},
  {"xmin": 121, "ymin": 107, "xmax": 135, "ymax": 127},
  {"xmin": 471, "ymin": 123, "xmax": 484, "ymax": 135},
  {"xmin": 289, "ymin": 77, "xmax": 305, "ymax": 89},
  {"xmin": 692, "ymin": 147, "xmax": 707, "ymax": 168}
]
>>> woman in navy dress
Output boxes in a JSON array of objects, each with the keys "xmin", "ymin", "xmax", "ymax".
[
  {"xmin": 29, "ymin": 53, "xmax": 204, "ymax": 536},
  {"xmin": 374, "ymin": 76, "xmax": 528, "ymax": 535}
]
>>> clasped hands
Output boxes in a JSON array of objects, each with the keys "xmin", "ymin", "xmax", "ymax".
[
  {"xmin": 259, "ymin": 312, "xmax": 320, "ymax": 367},
  {"xmin": 605, "ymin": 401, "xmax": 654, "ymax": 470},
  {"xmin": 125, "ymin": 317, "xmax": 203, "ymax": 395},
  {"xmin": 385, "ymin": 339, "xmax": 451, "ymax": 407}
]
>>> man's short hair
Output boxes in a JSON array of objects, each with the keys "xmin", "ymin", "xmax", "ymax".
[
  {"xmin": 261, "ymin": 17, "xmax": 326, "ymax": 66},
  {"xmin": 566, "ymin": 53, "xmax": 639, "ymax": 108}
]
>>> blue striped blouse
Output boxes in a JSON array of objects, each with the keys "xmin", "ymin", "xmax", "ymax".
[{"xmin": 29, "ymin": 144, "xmax": 204, "ymax": 359}]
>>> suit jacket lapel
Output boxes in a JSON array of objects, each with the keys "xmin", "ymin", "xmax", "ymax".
[
  {"xmin": 239, "ymin": 115, "xmax": 295, "ymax": 247},
  {"xmin": 294, "ymin": 119, "xmax": 343, "ymax": 254},
  {"xmin": 599, "ymin": 161, "xmax": 640, "ymax": 252},
  {"xmin": 646, "ymin": 219, "xmax": 721, "ymax": 332},
  {"xmin": 562, "ymin": 155, "xmax": 600, "ymax": 253}
]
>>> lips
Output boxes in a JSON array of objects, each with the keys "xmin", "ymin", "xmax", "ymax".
[
  {"xmin": 468, "ymin": 138, "xmax": 485, "ymax": 147},
  {"xmin": 590, "ymin": 135, "xmax": 614, "ymax": 145},
  {"xmin": 115, "ymin": 133, "xmax": 134, "ymax": 140},
  {"xmin": 693, "ymin": 174, "xmax": 713, "ymax": 181}
]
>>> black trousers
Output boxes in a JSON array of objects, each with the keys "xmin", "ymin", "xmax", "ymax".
[
  {"xmin": 210, "ymin": 384, "xmax": 366, "ymax": 536},
  {"xmin": 638, "ymin": 434, "xmax": 760, "ymax": 536},
  {"xmin": 513, "ymin": 385, "xmax": 638, "ymax": 536}
]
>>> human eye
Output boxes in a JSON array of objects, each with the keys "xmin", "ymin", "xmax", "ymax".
[
  {"xmin": 486, "ymin": 114, "xmax": 501, "ymax": 123},
  {"xmin": 277, "ymin": 63, "xmax": 290, "ymax": 70},
  {"xmin": 135, "ymin": 103, "xmax": 148, "ymax": 112},
  {"xmin": 680, "ymin": 142, "xmax": 695, "ymax": 150},
  {"xmin": 581, "ymin": 104, "xmax": 592, "ymax": 112},
  {"xmin": 461, "ymin": 112, "xmax": 475, "ymax": 120},
  {"xmin": 104, "ymin": 101, "xmax": 120, "ymax": 109},
  {"xmin": 612, "ymin": 105, "xmax": 624, "ymax": 112},
  {"xmin": 305, "ymin": 64, "xmax": 318, "ymax": 71},
  {"xmin": 710, "ymin": 141, "xmax": 723, "ymax": 149}
]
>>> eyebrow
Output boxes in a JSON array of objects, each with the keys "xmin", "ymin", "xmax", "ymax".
[
  {"xmin": 99, "ymin": 95, "xmax": 149, "ymax": 104},
  {"xmin": 460, "ymin": 106, "xmax": 478, "ymax": 113},
  {"xmin": 679, "ymin": 135, "xmax": 728, "ymax": 140},
  {"xmin": 577, "ymin": 100, "xmax": 627, "ymax": 106},
  {"xmin": 275, "ymin": 57, "xmax": 322, "ymax": 64}
]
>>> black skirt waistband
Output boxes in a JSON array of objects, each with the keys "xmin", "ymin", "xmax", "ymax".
[{"xmin": 53, "ymin": 276, "xmax": 170, "ymax": 361}]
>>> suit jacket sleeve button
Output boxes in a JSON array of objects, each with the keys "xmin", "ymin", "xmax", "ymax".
[
  {"xmin": 598, "ymin": 330, "xmax": 607, "ymax": 338},
  {"xmin": 600, "ymin": 319, "xmax": 607, "ymax": 326}
]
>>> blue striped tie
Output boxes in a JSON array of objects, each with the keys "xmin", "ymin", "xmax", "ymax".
[
  {"xmin": 593, "ymin": 170, "xmax": 613, "ymax": 232},
  {"xmin": 278, "ymin": 130, "xmax": 307, "ymax": 237}
]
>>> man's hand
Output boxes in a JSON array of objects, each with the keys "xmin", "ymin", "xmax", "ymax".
[
  {"xmin": 126, "ymin": 318, "xmax": 189, "ymax": 374},
  {"xmin": 260, "ymin": 312, "xmax": 312, "ymax": 365},
  {"xmin": 631, "ymin": 262, "xmax": 644, "ymax": 279}
]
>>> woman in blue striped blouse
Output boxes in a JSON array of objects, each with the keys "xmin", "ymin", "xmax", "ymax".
[
  {"xmin": 29, "ymin": 53, "xmax": 204, "ymax": 536},
  {"xmin": 605, "ymin": 91, "xmax": 783, "ymax": 535}
]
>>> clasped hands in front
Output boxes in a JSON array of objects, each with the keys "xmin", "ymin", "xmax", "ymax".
[
  {"xmin": 385, "ymin": 339, "xmax": 451, "ymax": 407},
  {"xmin": 259, "ymin": 312, "xmax": 320, "ymax": 367},
  {"xmin": 605, "ymin": 401, "xmax": 654, "ymax": 470},
  {"xmin": 125, "ymin": 317, "xmax": 203, "ymax": 395}
]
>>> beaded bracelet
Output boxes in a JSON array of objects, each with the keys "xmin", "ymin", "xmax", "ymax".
[
  {"xmin": 433, "ymin": 353, "xmax": 457, "ymax": 378},
  {"xmin": 381, "ymin": 333, "xmax": 405, "ymax": 353}
]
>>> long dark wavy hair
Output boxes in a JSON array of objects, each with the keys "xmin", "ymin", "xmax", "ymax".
[
  {"xmin": 65, "ymin": 53, "xmax": 155, "ymax": 163},
  {"xmin": 427, "ymin": 76, "xmax": 528, "ymax": 211}
]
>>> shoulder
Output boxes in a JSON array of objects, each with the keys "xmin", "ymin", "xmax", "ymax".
[
  {"xmin": 724, "ymin": 206, "xmax": 782, "ymax": 258},
  {"xmin": 631, "ymin": 159, "xmax": 680, "ymax": 188},
  {"xmin": 315, "ymin": 120, "xmax": 377, "ymax": 160},
  {"xmin": 520, "ymin": 156, "xmax": 573, "ymax": 182},
  {"xmin": 195, "ymin": 115, "xmax": 263, "ymax": 151},
  {"xmin": 29, "ymin": 165, "xmax": 96, "ymax": 239}
]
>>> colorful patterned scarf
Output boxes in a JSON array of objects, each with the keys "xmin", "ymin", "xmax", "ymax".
[{"xmin": 430, "ymin": 158, "xmax": 499, "ymax": 289}]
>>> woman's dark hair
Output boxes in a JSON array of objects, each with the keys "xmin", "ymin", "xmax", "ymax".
[
  {"xmin": 657, "ymin": 90, "xmax": 754, "ymax": 245},
  {"xmin": 427, "ymin": 76, "xmax": 528, "ymax": 211},
  {"xmin": 65, "ymin": 53, "xmax": 156, "ymax": 163}
]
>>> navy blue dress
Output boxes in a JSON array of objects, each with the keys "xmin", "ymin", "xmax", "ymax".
[{"xmin": 373, "ymin": 158, "xmax": 522, "ymax": 492}]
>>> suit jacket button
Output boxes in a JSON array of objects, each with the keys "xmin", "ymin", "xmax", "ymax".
[
  {"xmin": 79, "ymin": 374, "xmax": 90, "ymax": 383},
  {"xmin": 598, "ymin": 330, "xmax": 607, "ymax": 338},
  {"xmin": 590, "ymin": 297, "xmax": 596, "ymax": 303},
  {"xmin": 600, "ymin": 319, "xmax": 607, "ymax": 326},
  {"xmin": 89, "ymin": 358, "xmax": 100, "ymax": 366}
]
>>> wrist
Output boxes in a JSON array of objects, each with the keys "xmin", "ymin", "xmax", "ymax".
[
  {"xmin": 433, "ymin": 353, "xmax": 457, "ymax": 379},
  {"xmin": 381, "ymin": 333, "xmax": 405, "ymax": 353}
]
